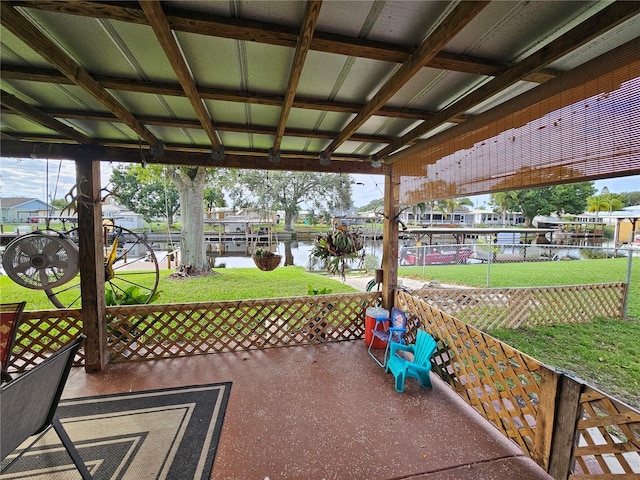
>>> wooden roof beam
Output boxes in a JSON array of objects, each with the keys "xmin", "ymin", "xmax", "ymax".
[
  {"xmin": 140, "ymin": 0, "xmax": 221, "ymax": 152},
  {"xmin": 0, "ymin": 2, "xmax": 160, "ymax": 148},
  {"xmin": 323, "ymin": 1, "xmax": 489, "ymax": 157},
  {"xmin": 0, "ymin": 90, "xmax": 95, "ymax": 145},
  {"xmin": 0, "ymin": 139, "xmax": 379, "ymax": 174},
  {"xmin": 381, "ymin": 0, "xmax": 640, "ymax": 161},
  {"xmin": 0, "ymin": 64, "xmax": 468, "ymax": 123},
  {"xmin": 0, "ymin": 136, "xmax": 366, "ymax": 161},
  {"xmin": 0, "ymin": 106, "xmax": 396, "ymax": 144},
  {"xmin": 14, "ymin": 1, "xmax": 556, "ymax": 84}
]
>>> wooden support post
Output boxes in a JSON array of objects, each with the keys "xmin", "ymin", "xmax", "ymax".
[
  {"xmin": 547, "ymin": 374, "xmax": 584, "ymax": 479},
  {"xmin": 381, "ymin": 166, "xmax": 398, "ymax": 309},
  {"xmin": 76, "ymin": 158, "xmax": 108, "ymax": 371},
  {"xmin": 532, "ymin": 368, "xmax": 561, "ymax": 471}
]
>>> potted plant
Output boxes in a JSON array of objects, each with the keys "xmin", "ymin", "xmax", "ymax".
[
  {"xmin": 309, "ymin": 228, "xmax": 365, "ymax": 280},
  {"xmin": 252, "ymin": 248, "xmax": 282, "ymax": 271}
]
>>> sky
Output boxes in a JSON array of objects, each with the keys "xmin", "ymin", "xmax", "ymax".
[{"xmin": 1, "ymin": 157, "xmax": 638, "ymax": 209}]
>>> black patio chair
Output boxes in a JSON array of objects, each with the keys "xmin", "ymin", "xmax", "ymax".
[{"xmin": 0, "ymin": 335, "xmax": 92, "ymax": 479}]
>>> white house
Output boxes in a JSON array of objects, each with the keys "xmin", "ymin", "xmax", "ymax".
[
  {"xmin": 99, "ymin": 202, "xmax": 146, "ymax": 230},
  {"xmin": 109, "ymin": 209, "xmax": 146, "ymax": 230},
  {"xmin": 469, "ymin": 209, "xmax": 525, "ymax": 227},
  {"xmin": 400, "ymin": 207, "xmax": 526, "ymax": 227},
  {"xmin": 400, "ymin": 207, "xmax": 472, "ymax": 226}
]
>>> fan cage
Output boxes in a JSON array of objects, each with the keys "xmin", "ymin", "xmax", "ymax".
[{"xmin": 1, "ymin": 231, "xmax": 79, "ymax": 290}]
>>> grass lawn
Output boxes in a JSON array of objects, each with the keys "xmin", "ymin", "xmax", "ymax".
[
  {"xmin": 491, "ymin": 318, "xmax": 640, "ymax": 409},
  {"xmin": 399, "ymin": 256, "xmax": 640, "ymax": 319},
  {"xmin": 155, "ymin": 266, "xmax": 357, "ymax": 303},
  {"xmin": 0, "ymin": 266, "xmax": 357, "ymax": 310},
  {"xmin": 399, "ymin": 256, "xmax": 640, "ymax": 407}
]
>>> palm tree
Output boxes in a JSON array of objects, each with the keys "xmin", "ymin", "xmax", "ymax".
[
  {"xmin": 427, "ymin": 200, "xmax": 436, "ymax": 225},
  {"xmin": 607, "ymin": 197, "xmax": 623, "ymax": 214},
  {"xmin": 416, "ymin": 200, "xmax": 437, "ymax": 225},
  {"xmin": 410, "ymin": 202, "xmax": 427, "ymax": 226},
  {"xmin": 417, "ymin": 202, "xmax": 428, "ymax": 225},
  {"xmin": 436, "ymin": 198, "xmax": 474, "ymax": 224},
  {"xmin": 491, "ymin": 191, "xmax": 518, "ymax": 226},
  {"xmin": 587, "ymin": 193, "xmax": 622, "ymax": 221}
]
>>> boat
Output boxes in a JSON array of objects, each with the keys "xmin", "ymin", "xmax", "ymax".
[{"xmin": 400, "ymin": 246, "xmax": 474, "ymax": 266}]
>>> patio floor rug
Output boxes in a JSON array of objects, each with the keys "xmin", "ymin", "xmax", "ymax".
[{"xmin": 0, "ymin": 382, "xmax": 232, "ymax": 480}]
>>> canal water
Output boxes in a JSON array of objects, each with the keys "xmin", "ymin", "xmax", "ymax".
[
  {"xmin": 160, "ymin": 238, "xmax": 625, "ymax": 269},
  {"xmin": 206, "ymin": 240, "xmax": 383, "ymax": 269}
]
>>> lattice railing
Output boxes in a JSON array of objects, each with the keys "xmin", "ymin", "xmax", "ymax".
[
  {"xmin": 571, "ymin": 386, "xmax": 640, "ymax": 479},
  {"xmin": 6, "ymin": 292, "xmax": 380, "ymax": 370},
  {"xmin": 410, "ymin": 283, "xmax": 625, "ymax": 330},
  {"xmin": 396, "ymin": 290, "xmax": 640, "ymax": 479},
  {"xmin": 106, "ymin": 292, "xmax": 379, "ymax": 361},
  {"xmin": 11, "ymin": 308, "xmax": 86, "ymax": 369},
  {"xmin": 396, "ymin": 291, "xmax": 546, "ymax": 457},
  {"xmin": 9, "ymin": 289, "xmax": 639, "ymax": 479}
]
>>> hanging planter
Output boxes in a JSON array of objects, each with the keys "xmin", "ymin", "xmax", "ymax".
[
  {"xmin": 252, "ymin": 249, "xmax": 282, "ymax": 271},
  {"xmin": 309, "ymin": 228, "xmax": 365, "ymax": 280}
]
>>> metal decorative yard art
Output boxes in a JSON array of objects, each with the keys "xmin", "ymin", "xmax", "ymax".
[
  {"xmin": 2, "ymin": 226, "xmax": 160, "ymax": 308},
  {"xmin": 2, "ymin": 179, "xmax": 162, "ymax": 308}
]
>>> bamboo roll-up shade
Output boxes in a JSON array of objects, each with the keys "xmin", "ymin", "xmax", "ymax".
[{"xmin": 392, "ymin": 43, "xmax": 640, "ymax": 206}]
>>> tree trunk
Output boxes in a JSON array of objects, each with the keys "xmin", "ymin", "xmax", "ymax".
[
  {"xmin": 171, "ymin": 168, "xmax": 209, "ymax": 272},
  {"xmin": 284, "ymin": 210, "xmax": 296, "ymax": 231},
  {"xmin": 284, "ymin": 241, "xmax": 294, "ymax": 266}
]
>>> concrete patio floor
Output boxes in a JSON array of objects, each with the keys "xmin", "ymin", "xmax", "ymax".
[{"xmin": 63, "ymin": 340, "xmax": 552, "ymax": 480}]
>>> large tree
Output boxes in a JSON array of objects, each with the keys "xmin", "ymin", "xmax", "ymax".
[
  {"xmin": 492, "ymin": 182, "xmax": 596, "ymax": 226},
  {"xmin": 357, "ymin": 197, "xmax": 384, "ymax": 213},
  {"xmin": 169, "ymin": 166, "xmax": 232, "ymax": 273},
  {"xmin": 549, "ymin": 182, "xmax": 596, "ymax": 216},
  {"xmin": 110, "ymin": 164, "xmax": 180, "ymax": 225},
  {"xmin": 509, "ymin": 188, "xmax": 555, "ymax": 226},
  {"xmin": 169, "ymin": 167, "xmax": 209, "ymax": 272},
  {"xmin": 235, "ymin": 171, "xmax": 353, "ymax": 230},
  {"xmin": 111, "ymin": 164, "xmax": 230, "ymax": 274},
  {"xmin": 618, "ymin": 191, "xmax": 640, "ymax": 207}
]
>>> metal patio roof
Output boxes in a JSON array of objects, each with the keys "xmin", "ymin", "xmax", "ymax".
[{"xmin": 1, "ymin": 1, "xmax": 640, "ymax": 182}]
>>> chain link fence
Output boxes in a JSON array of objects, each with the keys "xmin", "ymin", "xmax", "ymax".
[{"xmin": 397, "ymin": 243, "xmax": 637, "ymax": 318}]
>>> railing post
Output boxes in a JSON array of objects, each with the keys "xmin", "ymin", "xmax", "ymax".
[
  {"xmin": 76, "ymin": 157, "xmax": 109, "ymax": 371},
  {"xmin": 381, "ymin": 166, "xmax": 398, "ymax": 310},
  {"xmin": 485, "ymin": 241, "xmax": 492, "ymax": 287},
  {"xmin": 532, "ymin": 368, "xmax": 561, "ymax": 471},
  {"xmin": 547, "ymin": 374, "xmax": 584, "ymax": 480},
  {"xmin": 622, "ymin": 250, "xmax": 633, "ymax": 319}
]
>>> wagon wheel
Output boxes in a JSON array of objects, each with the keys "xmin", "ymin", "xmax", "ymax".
[{"xmin": 44, "ymin": 226, "xmax": 160, "ymax": 309}]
